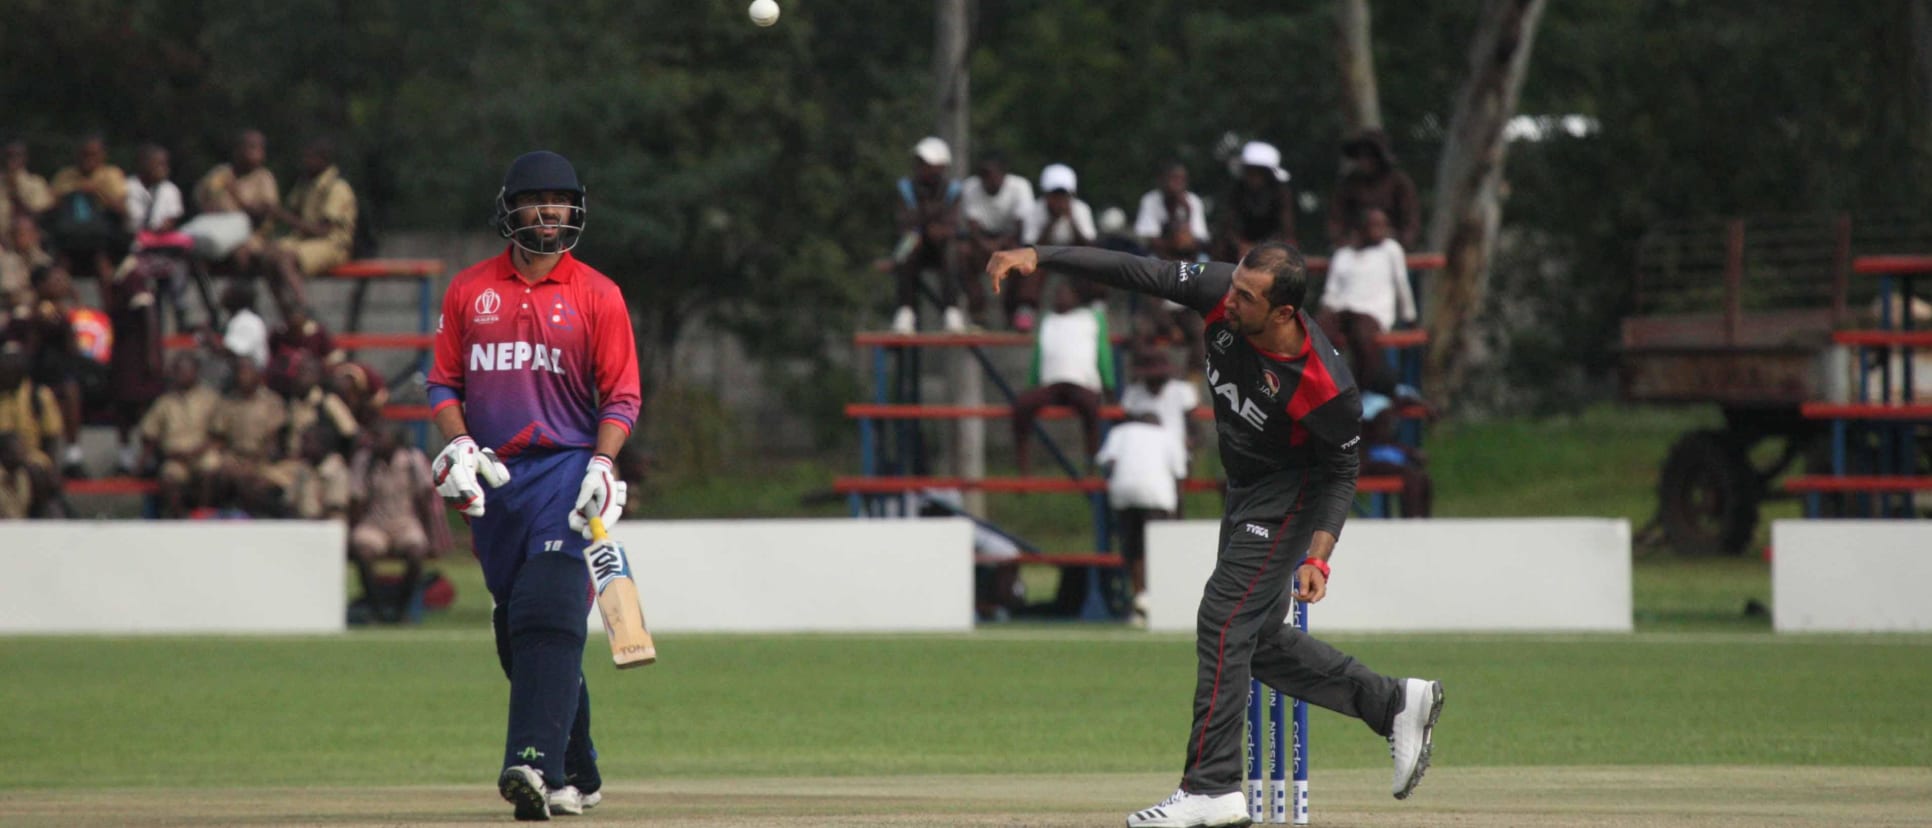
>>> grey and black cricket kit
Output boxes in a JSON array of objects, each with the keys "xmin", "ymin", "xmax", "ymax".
[{"xmin": 1033, "ymin": 246, "xmax": 1405, "ymax": 796}]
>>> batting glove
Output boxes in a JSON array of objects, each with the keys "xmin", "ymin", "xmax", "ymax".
[
  {"xmin": 432, "ymin": 436, "xmax": 511, "ymax": 517},
  {"xmin": 569, "ymin": 454, "xmax": 627, "ymax": 539}
]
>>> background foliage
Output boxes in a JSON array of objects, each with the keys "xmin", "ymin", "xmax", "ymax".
[{"xmin": 6, "ymin": 0, "xmax": 1929, "ymax": 419}]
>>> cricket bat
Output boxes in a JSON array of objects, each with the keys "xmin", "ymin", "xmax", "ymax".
[{"xmin": 586, "ymin": 516, "xmax": 657, "ymax": 668}]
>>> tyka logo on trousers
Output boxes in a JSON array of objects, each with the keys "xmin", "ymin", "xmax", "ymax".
[{"xmin": 1243, "ymin": 522, "xmax": 1272, "ymax": 539}]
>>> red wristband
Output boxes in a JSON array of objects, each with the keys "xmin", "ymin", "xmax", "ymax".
[{"xmin": 1299, "ymin": 557, "xmax": 1331, "ymax": 579}]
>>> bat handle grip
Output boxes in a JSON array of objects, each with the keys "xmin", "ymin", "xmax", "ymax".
[{"xmin": 588, "ymin": 515, "xmax": 609, "ymax": 543}]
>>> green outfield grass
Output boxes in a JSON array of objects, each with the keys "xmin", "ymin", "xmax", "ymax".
[{"xmin": 1, "ymin": 630, "xmax": 1927, "ymax": 791}]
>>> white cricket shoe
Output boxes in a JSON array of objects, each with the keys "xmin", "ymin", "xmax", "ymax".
[
  {"xmin": 891, "ymin": 306, "xmax": 917, "ymax": 334},
  {"xmin": 498, "ymin": 765, "xmax": 550, "ymax": 821},
  {"xmin": 581, "ymin": 789, "xmax": 601, "ymax": 810},
  {"xmin": 943, "ymin": 306, "xmax": 968, "ymax": 333},
  {"xmin": 1390, "ymin": 678, "xmax": 1444, "ymax": 799},
  {"xmin": 1125, "ymin": 788, "xmax": 1250, "ymax": 827},
  {"xmin": 547, "ymin": 785, "xmax": 585, "ymax": 816}
]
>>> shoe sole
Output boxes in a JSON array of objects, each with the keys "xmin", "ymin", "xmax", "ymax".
[
  {"xmin": 499, "ymin": 768, "xmax": 551, "ymax": 821},
  {"xmin": 1393, "ymin": 681, "xmax": 1445, "ymax": 800}
]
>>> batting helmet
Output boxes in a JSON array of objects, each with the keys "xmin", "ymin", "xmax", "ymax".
[{"xmin": 493, "ymin": 150, "xmax": 586, "ymax": 255}]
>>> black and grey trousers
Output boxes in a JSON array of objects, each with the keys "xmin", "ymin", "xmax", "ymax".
[{"xmin": 1179, "ymin": 469, "xmax": 1406, "ymax": 795}]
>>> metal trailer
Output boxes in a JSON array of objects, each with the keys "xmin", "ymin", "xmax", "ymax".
[{"xmin": 1620, "ymin": 215, "xmax": 1931, "ymax": 555}]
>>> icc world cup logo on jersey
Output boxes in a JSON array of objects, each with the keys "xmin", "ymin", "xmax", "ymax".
[{"xmin": 474, "ymin": 288, "xmax": 502, "ymax": 324}]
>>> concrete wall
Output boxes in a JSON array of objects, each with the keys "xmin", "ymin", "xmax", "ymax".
[
  {"xmin": 1772, "ymin": 520, "xmax": 1932, "ymax": 632},
  {"xmin": 605, "ymin": 518, "xmax": 974, "ymax": 633},
  {"xmin": 1145, "ymin": 519, "xmax": 1632, "ymax": 633},
  {"xmin": 0, "ymin": 522, "xmax": 346, "ymax": 634}
]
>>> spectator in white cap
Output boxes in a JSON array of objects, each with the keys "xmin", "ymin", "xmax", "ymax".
[
  {"xmin": 1133, "ymin": 160, "xmax": 1210, "ymax": 262},
  {"xmin": 889, "ymin": 136, "xmax": 967, "ymax": 333},
  {"xmin": 1013, "ymin": 163, "xmax": 1097, "ymax": 330},
  {"xmin": 1216, "ymin": 140, "xmax": 1297, "ymax": 261}
]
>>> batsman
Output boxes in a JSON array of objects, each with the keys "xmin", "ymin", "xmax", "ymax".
[
  {"xmin": 427, "ymin": 150, "xmax": 642, "ymax": 821},
  {"xmin": 987, "ymin": 244, "xmax": 1445, "ymax": 828}
]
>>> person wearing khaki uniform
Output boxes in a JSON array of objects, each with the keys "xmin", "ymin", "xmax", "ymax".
[
  {"xmin": 264, "ymin": 138, "xmax": 356, "ymax": 316},
  {"xmin": 138, "ymin": 353, "xmax": 220, "ymax": 517},
  {"xmin": 2, "ymin": 140, "xmax": 55, "ymax": 234},
  {"xmin": 0, "ymin": 348, "xmax": 63, "ymax": 472},
  {"xmin": 189, "ymin": 130, "xmax": 281, "ymax": 270},
  {"xmin": 282, "ymin": 424, "xmax": 351, "ymax": 520},
  {"xmin": 49, "ymin": 136, "xmax": 131, "ymax": 279},
  {"xmin": 208, "ymin": 359, "xmax": 287, "ymax": 506},
  {"xmin": 264, "ymin": 354, "xmax": 359, "ymax": 493}
]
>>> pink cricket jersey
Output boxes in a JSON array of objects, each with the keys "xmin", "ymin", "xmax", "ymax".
[{"xmin": 426, "ymin": 249, "xmax": 641, "ymax": 456}]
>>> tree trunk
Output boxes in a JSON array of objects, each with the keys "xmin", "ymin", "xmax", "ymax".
[
  {"xmin": 936, "ymin": 0, "xmax": 985, "ymax": 514},
  {"xmin": 1421, "ymin": 0, "xmax": 1546, "ymax": 407},
  {"xmin": 1334, "ymin": 0, "xmax": 1382, "ymax": 134}
]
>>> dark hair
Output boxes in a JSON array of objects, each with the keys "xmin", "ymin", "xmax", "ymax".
[
  {"xmin": 1241, "ymin": 241, "xmax": 1308, "ymax": 310},
  {"xmin": 1160, "ymin": 158, "xmax": 1186, "ymax": 175},
  {"xmin": 978, "ymin": 149, "xmax": 1006, "ymax": 166}
]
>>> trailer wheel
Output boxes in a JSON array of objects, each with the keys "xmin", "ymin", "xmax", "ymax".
[{"xmin": 1658, "ymin": 430, "xmax": 1760, "ymax": 556}]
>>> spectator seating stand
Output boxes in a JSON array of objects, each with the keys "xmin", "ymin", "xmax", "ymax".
[
  {"xmin": 1782, "ymin": 255, "xmax": 1932, "ymax": 517},
  {"xmin": 72, "ymin": 259, "xmax": 445, "ymax": 509},
  {"xmin": 839, "ymin": 254, "xmax": 1438, "ymax": 621}
]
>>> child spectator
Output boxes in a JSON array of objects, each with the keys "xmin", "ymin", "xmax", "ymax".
[
  {"xmin": 1097, "ymin": 411, "xmax": 1187, "ymax": 626},
  {"xmin": 206, "ymin": 280, "xmax": 269, "ymax": 370},
  {"xmin": 2, "ymin": 139, "xmax": 55, "ymax": 230},
  {"xmin": 106, "ymin": 250, "xmax": 164, "ymax": 474},
  {"xmin": 889, "ymin": 137, "xmax": 967, "ymax": 334},
  {"xmin": 282, "ymin": 353, "xmax": 359, "ymax": 459},
  {"xmin": 1118, "ymin": 349, "xmax": 1198, "ymax": 475},
  {"xmin": 208, "ymin": 358, "xmax": 288, "ymax": 504},
  {"xmin": 278, "ymin": 424, "xmax": 350, "ymax": 520},
  {"xmin": 1328, "ymin": 129, "xmax": 1421, "ymax": 249},
  {"xmin": 959, "ymin": 151, "xmax": 1033, "ymax": 327},
  {"xmin": 1217, "ymin": 140, "xmax": 1296, "ymax": 261},
  {"xmin": 14, "ymin": 268, "xmax": 91, "ymax": 477},
  {"xmin": 259, "ymin": 138, "xmax": 356, "ymax": 317},
  {"xmin": 124, "ymin": 144, "xmax": 184, "ymax": 234},
  {"xmin": 349, "ymin": 424, "xmax": 435, "ymax": 623},
  {"xmin": 0, "ymin": 433, "xmax": 34, "ymax": 519},
  {"xmin": 1015, "ymin": 164, "xmax": 1097, "ymax": 330},
  {"xmin": 186, "ymin": 129, "xmax": 280, "ymax": 271},
  {"xmin": 0, "ymin": 346, "xmax": 62, "ymax": 474},
  {"xmin": 1359, "ymin": 392, "xmax": 1432, "ymax": 518},
  {"xmin": 1, "ymin": 213, "xmax": 52, "ymax": 309},
  {"xmin": 139, "ymin": 352, "xmax": 220, "ymax": 518},
  {"xmin": 1012, "ymin": 281, "xmax": 1113, "ymax": 476},
  {"xmin": 47, "ymin": 134, "xmax": 131, "ymax": 279},
  {"xmin": 266, "ymin": 305, "xmax": 341, "ymax": 395},
  {"xmin": 1133, "ymin": 160, "xmax": 1210, "ymax": 261},
  {"xmin": 329, "ymin": 360, "xmax": 389, "ymax": 427},
  {"xmin": 1318, "ymin": 207, "xmax": 1415, "ymax": 397}
]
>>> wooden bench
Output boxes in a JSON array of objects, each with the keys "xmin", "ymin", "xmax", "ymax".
[
  {"xmin": 1799, "ymin": 402, "xmax": 1932, "ymax": 421},
  {"xmin": 66, "ymin": 477, "xmax": 161, "ymax": 496},
  {"xmin": 1831, "ymin": 330, "xmax": 1932, "ymax": 348}
]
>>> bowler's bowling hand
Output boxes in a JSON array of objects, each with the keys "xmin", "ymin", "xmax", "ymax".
[
  {"xmin": 985, "ymin": 247, "xmax": 1038, "ymax": 295},
  {"xmin": 1293, "ymin": 562, "xmax": 1328, "ymax": 604}
]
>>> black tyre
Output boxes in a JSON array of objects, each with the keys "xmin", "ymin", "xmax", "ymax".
[{"xmin": 1657, "ymin": 429, "xmax": 1760, "ymax": 556}]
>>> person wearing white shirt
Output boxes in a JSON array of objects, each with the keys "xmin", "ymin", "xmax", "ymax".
[
  {"xmin": 1318, "ymin": 207, "xmax": 1415, "ymax": 395},
  {"xmin": 1118, "ymin": 349, "xmax": 1199, "ymax": 475},
  {"xmin": 217, "ymin": 281, "xmax": 270, "ymax": 369},
  {"xmin": 1097, "ymin": 412, "xmax": 1187, "ymax": 617},
  {"xmin": 961, "ymin": 153, "xmax": 1034, "ymax": 329},
  {"xmin": 1133, "ymin": 161, "xmax": 1210, "ymax": 261},
  {"xmin": 1013, "ymin": 164, "xmax": 1096, "ymax": 331},
  {"xmin": 1012, "ymin": 282, "xmax": 1113, "ymax": 476},
  {"xmin": 124, "ymin": 145, "xmax": 184, "ymax": 234}
]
